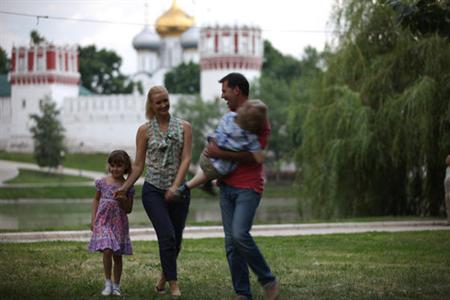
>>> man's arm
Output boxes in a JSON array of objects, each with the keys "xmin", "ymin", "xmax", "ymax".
[{"xmin": 203, "ymin": 139, "xmax": 257, "ymax": 164}]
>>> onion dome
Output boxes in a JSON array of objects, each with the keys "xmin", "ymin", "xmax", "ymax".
[
  {"xmin": 132, "ymin": 26, "xmax": 161, "ymax": 51},
  {"xmin": 155, "ymin": 0, "xmax": 194, "ymax": 37},
  {"xmin": 181, "ymin": 26, "xmax": 199, "ymax": 49}
]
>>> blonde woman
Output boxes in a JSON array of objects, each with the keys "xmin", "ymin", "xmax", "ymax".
[{"xmin": 115, "ymin": 86, "xmax": 192, "ymax": 297}]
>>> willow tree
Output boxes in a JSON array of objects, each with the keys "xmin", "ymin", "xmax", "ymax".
[{"xmin": 292, "ymin": 0, "xmax": 450, "ymax": 218}]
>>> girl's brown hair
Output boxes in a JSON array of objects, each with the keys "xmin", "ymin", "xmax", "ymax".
[
  {"xmin": 145, "ymin": 85, "xmax": 168, "ymax": 119},
  {"xmin": 107, "ymin": 150, "xmax": 132, "ymax": 174},
  {"xmin": 235, "ymin": 99, "xmax": 267, "ymax": 134}
]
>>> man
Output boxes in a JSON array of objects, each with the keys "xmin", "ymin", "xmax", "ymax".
[{"xmin": 204, "ymin": 73, "xmax": 279, "ymax": 300}]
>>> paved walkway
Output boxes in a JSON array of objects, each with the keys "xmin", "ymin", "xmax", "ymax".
[{"xmin": 0, "ymin": 220, "xmax": 448, "ymax": 243}]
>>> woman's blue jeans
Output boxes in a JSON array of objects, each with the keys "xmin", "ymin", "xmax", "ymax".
[
  {"xmin": 142, "ymin": 182, "xmax": 190, "ymax": 281},
  {"xmin": 219, "ymin": 182, "xmax": 276, "ymax": 299}
]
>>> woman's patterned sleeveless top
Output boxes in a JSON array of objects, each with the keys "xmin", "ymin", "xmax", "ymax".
[{"xmin": 145, "ymin": 116, "xmax": 184, "ymax": 190}]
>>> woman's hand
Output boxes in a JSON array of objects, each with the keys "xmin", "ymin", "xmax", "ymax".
[
  {"xmin": 113, "ymin": 186, "xmax": 127, "ymax": 199},
  {"xmin": 164, "ymin": 187, "xmax": 177, "ymax": 202}
]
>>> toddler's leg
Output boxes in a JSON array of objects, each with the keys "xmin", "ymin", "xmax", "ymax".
[
  {"xmin": 173, "ymin": 169, "xmax": 210, "ymax": 201},
  {"xmin": 186, "ymin": 169, "xmax": 209, "ymax": 190},
  {"xmin": 173, "ymin": 153, "xmax": 219, "ymax": 201}
]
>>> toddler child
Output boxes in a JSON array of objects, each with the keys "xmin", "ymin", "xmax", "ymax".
[
  {"xmin": 175, "ymin": 100, "xmax": 267, "ymax": 200},
  {"xmin": 88, "ymin": 150, "xmax": 135, "ymax": 296}
]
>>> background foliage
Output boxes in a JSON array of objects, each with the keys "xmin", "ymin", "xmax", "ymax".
[
  {"xmin": 29, "ymin": 97, "xmax": 66, "ymax": 169},
  {"xmin": 173, "ymin": 96, "xmax": 224, "ymax": 164},
  {"xmin": 289, "ymin": 0, "xmax": 450, "ymax": 218},
  {"xmin": 78, "ymin": 45, "xmax": 140, "ymax": 94},
  {"xmin": 164, "ymin": 62, "xmax": 200, "ymax": 94},
  {"xmin": 0, "ymin": 47, "xmax": 9, "ymax": 74}
]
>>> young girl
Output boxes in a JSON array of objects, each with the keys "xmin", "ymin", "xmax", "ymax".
[
  {"xmin": 174, "ymin": 99, "xmax": 267, "ymax": 199},
  {"xmin": 88, "ymin": 150, "xmax": 135, "ymax": 296}
]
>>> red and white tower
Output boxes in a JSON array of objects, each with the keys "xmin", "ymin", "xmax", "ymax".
[
  {"xmin": 200, "ymin": 24, "xmax": 263, "ymax": 100},
  {"xmin": 8, "ymin": 43, "xmax": 80, "ymax": 151}
]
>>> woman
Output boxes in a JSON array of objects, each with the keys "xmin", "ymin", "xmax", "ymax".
[{"xmin": 114, "ymin": 85, "xmax": 192, "ymax": 297}]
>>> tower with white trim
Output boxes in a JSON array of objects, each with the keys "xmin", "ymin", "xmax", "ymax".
[
  {"xmin": 199, "ymin": 24, "xmax": 263, "ymax": 100},
  {"xmin": 8, "ymin": 43, "xmax": 80, "ymax": 151}
]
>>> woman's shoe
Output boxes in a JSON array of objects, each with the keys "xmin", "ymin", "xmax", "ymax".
[
  {"xmin": 170, "ymin": 288, "xmax": 181, "ymax": 298},
  {"xmin": 154, "ymin": 285, "xmax": 166, "ymax": 294}
]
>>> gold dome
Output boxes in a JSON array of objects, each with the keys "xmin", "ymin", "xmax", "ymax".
[{"xmin": 155, "ymin": 0, "xmax": 194, "ymax": 37}]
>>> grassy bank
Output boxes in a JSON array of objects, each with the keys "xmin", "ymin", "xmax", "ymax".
[
  {"xmin": 0, "ymin": 182, "xmax": 297, "ymax": 199},
  {"xmin": 1, "ymin": 231, "xmax": 449, "ymax": 299},
  {"xmin": 5, "ymin": 169, "xmax": 91, "ymax": 184},
  {"xmin": 0, "ymin": 151, "xmax": 108, "ymax": 172}
]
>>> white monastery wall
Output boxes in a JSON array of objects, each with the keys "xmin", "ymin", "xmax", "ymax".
[
  {"xmin": 0, "ymin": 97, "xmax": 11, "ymax": 149},
  {"xmin": 61, "ymin": 94, "xmax": 187, "ymax": 154}
]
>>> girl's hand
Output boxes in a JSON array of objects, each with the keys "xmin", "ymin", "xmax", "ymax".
[
  {"xmin": 114, "ymin": 188, "xmax": 127, "ymax": 203},
  {"xmin": 115, "ymin": 192, "xmax": 127, "ymax": 202},
  {"xmin": 113, "ymin": 186, "xmax": 127, "ymax": 199}
]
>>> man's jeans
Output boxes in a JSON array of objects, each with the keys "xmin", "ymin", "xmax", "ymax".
[{"xmin": 219, "ymin": 183, "xmax": 276, "ymax": 299}]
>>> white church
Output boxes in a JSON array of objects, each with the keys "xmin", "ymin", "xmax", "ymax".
[{"xmin": 0, "ymin": 0, "xmax": 263, "ymax": 153}]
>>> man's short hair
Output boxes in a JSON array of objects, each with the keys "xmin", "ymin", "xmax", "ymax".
[{"xmin": 219, "ymin": 73, "xmax": 249, "ymax": 97}]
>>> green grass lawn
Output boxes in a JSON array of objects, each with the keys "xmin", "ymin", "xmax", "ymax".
[
  {"xmin": 0, "ymin": 182, "xmax": 296, "ymax": 199},
  {"xmin": 0, "ymin": 151, "xmax": 108, "ymax": 172},
  {"xmin": 0, "ymin": 231, "xmax": 449, "ymax": 299},
  {"xmin": 5, "ymin": 169, "xmax": 92, "ymax": 184}
]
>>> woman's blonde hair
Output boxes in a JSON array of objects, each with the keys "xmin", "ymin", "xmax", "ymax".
[{"xmin": 146, "ymin": 85, "xmax": 168, "ymax": 119}]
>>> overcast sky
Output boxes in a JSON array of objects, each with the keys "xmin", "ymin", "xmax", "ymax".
[{"xmin": 0, "ymin": 0, "xmax": 337, "ymax": 74}]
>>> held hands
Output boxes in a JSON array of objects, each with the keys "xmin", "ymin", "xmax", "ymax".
[
  {"xmin": 164, "ymin": 186, "xmax": 177, "ymax": 202},
  {"xmin": 113, "ymin": 186, "xmax": 127, "ymax": 199},
  {"xmin": 113, "ymin": 187, "xmax": 127, "ymax": 208}
]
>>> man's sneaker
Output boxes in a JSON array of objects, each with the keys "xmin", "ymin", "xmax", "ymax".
[
  {"xmin": 101, "ymin": 281, "xmax": 112, "ymax": 296},
  {"xmin": 264, "ymin": 280, "xmax": 279, "ymax": 300}
]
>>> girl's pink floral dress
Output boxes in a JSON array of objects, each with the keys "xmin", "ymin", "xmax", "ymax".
[{"xmin": 88, "ymin": 178, "xmax": 134, "ymax": 255}]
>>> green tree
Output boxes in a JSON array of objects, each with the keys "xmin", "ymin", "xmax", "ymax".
[
  {"xmin": 262, "ymin": 40, "xmax": 302, "ymax": 82},
  {"xmin": 78, "ymin": 45, "xmax": 137, "ymax": 94},
  {"xmin": 30, "ymin": 97, "xmax": 66, "ymax": 169},
  {"xmin": 291, "ymin": 0, "xmax": 450, "ymax": 218},
  {"xmin": 0, "ymin": 47, "xmax": 9, "ymax": 74},
  {"xmin": 388, "ymin": 0, "xmax": 450, "ymax": 39},
  {"xmin": 173, "ymin": 96, "xmax": 224, "ymax": 164},
  {"xmin": 254, "ymin": 41, "xmax": 322, "ymax": 181},
  {"xmin": 30, "ymin": 30, "xmax": 46, "ymax": 44},
  {"xmin": 164, "ymin": 62, "xmax": 200, "ymax": 94}
]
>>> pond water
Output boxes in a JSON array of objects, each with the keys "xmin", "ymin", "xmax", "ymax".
[{"xmin": 0, "ymin": 197, "xmax": 300, "ymax": 231}]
